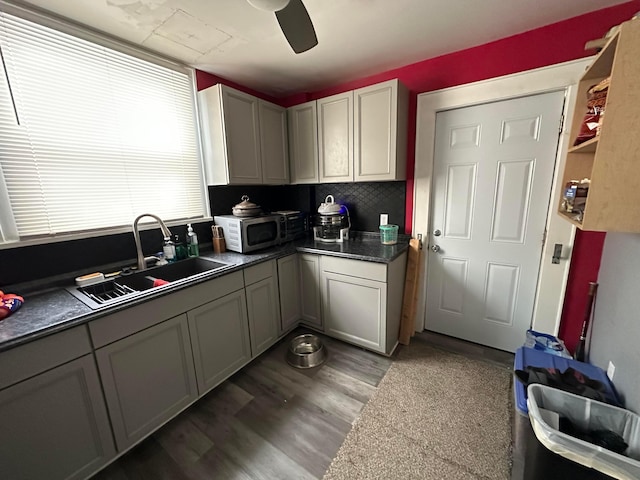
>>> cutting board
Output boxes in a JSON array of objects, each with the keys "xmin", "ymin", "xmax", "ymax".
[{"xmin": 399, "ymin": 238, "xmax": 421, "ymax": 345}]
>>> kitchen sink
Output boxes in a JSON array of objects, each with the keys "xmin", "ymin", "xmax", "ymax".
[{"xmin": 67, "ymin": 257, "xmax": 232, "ymax": 309}]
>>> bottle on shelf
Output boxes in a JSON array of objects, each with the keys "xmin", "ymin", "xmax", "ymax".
[{"xmin": 187, "ymin": 224, "xmax": 199, "ymax": 257}]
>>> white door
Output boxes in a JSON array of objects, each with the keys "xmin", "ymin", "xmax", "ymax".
[{"xmin": 426, "ymin": 91, "xmax": 565, "ymax": 352}]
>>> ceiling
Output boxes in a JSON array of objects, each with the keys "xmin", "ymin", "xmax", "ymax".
[{"xmin": 10, "ymin": 0, "xmax": 631, "ymax": 97}]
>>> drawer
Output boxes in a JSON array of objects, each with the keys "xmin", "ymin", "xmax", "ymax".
[
  {"xmin": 0, "ymin": 325, "xmax": 92, "ymax": 390},
  {"xmin": 244, "ymin": 259, "xmax": 276, "ymax": 286},
  {"xmin": 320, "ymin": 256, "xmax": 387, "ymax": 282}
]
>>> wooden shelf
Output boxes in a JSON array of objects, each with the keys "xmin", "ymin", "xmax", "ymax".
[
  {"xmin": 557, "ymin": 19, "xmax": 640, "ymax": 233},
  {"xmin": 568, "ymin": 136, "xmax": 599, "ymax": 154},
  {"xmin": 557, "ymin": 210, "xmax": 583, "ymax": 229}
]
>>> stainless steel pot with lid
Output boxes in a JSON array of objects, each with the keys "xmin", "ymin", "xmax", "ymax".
[{"xmin": 232, "ymin": 195, "xmax": 262, "ymax": 217}]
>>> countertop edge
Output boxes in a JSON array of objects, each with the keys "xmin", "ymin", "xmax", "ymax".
[{"xmin": 0, "ymin": 237, "xmax": 410, "ymax": 353}]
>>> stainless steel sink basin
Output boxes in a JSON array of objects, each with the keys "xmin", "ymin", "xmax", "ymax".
[
  {"xmin": 140, "ymin": 257, "xmax": 229, "ymax": 283},
  {"xmin": 67, "ymin": 257, "xmax": 232, "ymax": 309}
]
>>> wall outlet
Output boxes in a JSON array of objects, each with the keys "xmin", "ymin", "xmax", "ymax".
[
  {"xmin": 380, "ymin": 214, "xmax": 388, "ymax": 226},
  {"xmin": 607, "ymin": 361, "xmax": 615, "ymax": 381}
]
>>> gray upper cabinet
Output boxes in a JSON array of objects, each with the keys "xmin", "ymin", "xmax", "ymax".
[
  {"xmin": 198, "ymin": 84, "xmax": 289, "ymax": 185},
  {"xmin": 354, "ymin": 79, "xmax": 408, "ymax": 181},
  {"xmin": 259, "ymin": 99, "xmax": 289, "ymax": 184},
  {"xmin": 0, "ymin": 354, "xmax": 115, "ymax": 480},
  {"xmin": 304, "ymin": 79, "xmax": 408, "ymax": 184},
  {"xmin": 244, "ymin": 260, "xmax": 281, "ymax": 357},
  {"xmin": 199, "ymin": 84, "xmax": 262, "ymax": 185},
  {"xmin": 288, "ymin": 100, "xmax": 319, "ymax": 184},
  {"xmin": 318, "ymin": 91, "xmax": 354, "ymax": 183},
  {"xmin": 299, "ymin": 253, "xmax": 322, "ymax": 330},
  {"xmin": 96, "ymin": 314, "xmax": 197, "ymax": 451},
  {"xmin": 188, "ymin": 289, "xmax": 251, "ymax": 395},
  {"xmin": 277, "ymin": 254, "xmax": 301, "ymax": 334}
]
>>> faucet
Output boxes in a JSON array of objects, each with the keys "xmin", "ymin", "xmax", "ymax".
[{"xmin": 133, "ymin": 213, "xmax": 172, "ymax": 271}]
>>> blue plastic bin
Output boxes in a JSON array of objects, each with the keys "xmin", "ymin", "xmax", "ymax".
[{"xmin": 513, "ymin": 346, "xmax": 620, "ymax": 416}]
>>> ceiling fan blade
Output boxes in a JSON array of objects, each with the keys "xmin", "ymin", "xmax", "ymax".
[{"xmin": 275, "ymin": 0, "xmax": 318, "ymax": 54}]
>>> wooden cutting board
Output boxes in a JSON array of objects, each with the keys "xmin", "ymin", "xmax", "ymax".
[{"xmin": 399, "ymin": 238, "xmax": 421, "ymax": 345}]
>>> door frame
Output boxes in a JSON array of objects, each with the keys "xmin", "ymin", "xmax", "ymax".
[{"xmin": 412, "ymin": 57, "xmax": 592, "ymax": 336}]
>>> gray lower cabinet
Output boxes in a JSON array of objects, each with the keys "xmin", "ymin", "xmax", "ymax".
[
  {"xmin": 0, "ymin": 354, "xmax": 115, "ymax": 480},
  {"xmin": 244, "ymin": 261, "xmax": 281, "ymax": 357},
  {"xmin": 277, "ymin": 254, "xmax": 301, "ymax": 334},
  {"xmin": 320, "ymin": 254, "xmax": 407, "ymax": 354},
  {"xmin": 188, "ymin": 289, "xmax": 251, "ymax": 395},
  {"xmin": 299, "ymin": 253, "xmax": 322, "ymax": 329},
  {"xmin": 322, "ymin": 270, "xmax": 387, "ymax": 352},
  {"xmin": 95, "ymin": 314, "xmax": 197, "ymax": 451}
]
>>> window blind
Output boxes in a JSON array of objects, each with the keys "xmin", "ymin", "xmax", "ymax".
[{"xmin": 0, "ymin": 11, "xmax": 207, "ymax": 243}]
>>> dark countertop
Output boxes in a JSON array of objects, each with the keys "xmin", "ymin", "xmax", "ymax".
[{"xmin": 0, "ymin": 233, "xmax": 410, "ymax": 353}]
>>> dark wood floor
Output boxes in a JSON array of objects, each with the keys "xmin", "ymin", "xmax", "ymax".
[{"xmin": 93, "ymin": 329, "xmax": 513, "ymax": 480}]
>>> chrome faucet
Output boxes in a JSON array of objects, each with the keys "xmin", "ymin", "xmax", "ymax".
[{"xmin": 133, "ymin": 213, "xmax": 172, "ymax": 271}]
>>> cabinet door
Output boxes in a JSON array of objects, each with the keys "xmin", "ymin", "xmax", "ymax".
[
  {"xmin": 246, "ymin": 276, "xmax": 281, "ymax": 357},
  {"xmin": 288, "ymin": 101, "xmax": 319, "ymax": 184},
  {"xmin": 278, "ymin": 254, "xmax": 301, "ymax": 333},
  {"xmin": 221, "ymin": 85, "xmax": 262, "ymax": 184},
  {"xmin": 259, "ymin": 100, "xmax": 289, "ymax": 184},
  {"xmin": 321, "ymin": 271, "xmax": 386, "ymax": 353},
  {"xmin": 0, "ymin": 355, "xmax": 115, "ymax": 480},
  {"xmin": 318, "ymin": 91, "xmax": 353, "ymax": 183},
  {"xmin": 188, "ymin": 290, "xmax": 251, "ymax": 396},
  {"xmin": 299, "ymin": 253, "xmax": 322, "ymax": 329},
  {"xmin": 354, "ymin": 79, "xmax": 406, "ymax": 181},
  {"xmin": 96, "ymin": 314, "xmax": 197, "ymax": 451}
]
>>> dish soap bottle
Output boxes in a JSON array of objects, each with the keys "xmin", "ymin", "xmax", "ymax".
[
  {"xmin": 187, "ymin": 224, "xmax": 199, "ymax": 257},
  {"xmin": 174, "ymin": 234, "xmax": 188, "ymax": 260}
]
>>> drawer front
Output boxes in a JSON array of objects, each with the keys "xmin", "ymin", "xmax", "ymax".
[
  {"xmin": 244, "ymin": 259, "xmax": 276, "ymax": 286},
  {"xmin": 320, "ymin": 255, "xmax": 387, "ymax": 282},
  {"xmin": 0, "ymin": 326, "xmax": 92, "ymax": 390}
]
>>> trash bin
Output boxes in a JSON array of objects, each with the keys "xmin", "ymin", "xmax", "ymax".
[
  {"xmin": 527, "ymin": 384, "xmax": 640, "ymax": 480},
  {"xmin": 511, "ymin": 347, "xmax": 622, "ymax": 479}
]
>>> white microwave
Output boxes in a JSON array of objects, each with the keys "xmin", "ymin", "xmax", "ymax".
[{"xmin": 213, "ymin": 214, "xmax": 284, "ymax": 253}]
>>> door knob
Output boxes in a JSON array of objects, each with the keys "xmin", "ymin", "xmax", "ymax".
[
  {"xmin": 433, "ymin": 229, "xmax": 441, "ymax": 236},
  {"xmin": 431, "ymin": 244, "xmax": 440, "ymax": 252}
]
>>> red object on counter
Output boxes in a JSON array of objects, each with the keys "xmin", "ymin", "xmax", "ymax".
[
  {"xmin": 152, "ymin": 278, "xmax": 169, "ymax": 287},
  {"xmin": 0, "ymin": 290, "xmax": 24, "ymax": 320}
]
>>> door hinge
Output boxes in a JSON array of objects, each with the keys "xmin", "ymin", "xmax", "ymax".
[
  {"xmin": 558, "ymin": 113, "xmax": 564, "ymax": 134},
  {"xmin": 542, "ymin": 229, "xmax": 547, "ymax": 246}
]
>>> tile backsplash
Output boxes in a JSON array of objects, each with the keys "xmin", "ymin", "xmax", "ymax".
[
  {"xmin": 1, "ymin": 182, "xmax": 406, "ymax": 287},
  {"xmin": 314, "ymin": 182, "xmax": 405, "ymax": 232}
]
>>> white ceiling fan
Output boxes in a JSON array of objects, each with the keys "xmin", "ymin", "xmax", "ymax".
[{"xmin": 247, "ymin": 0, "xmax": 318, "ymax": 54}]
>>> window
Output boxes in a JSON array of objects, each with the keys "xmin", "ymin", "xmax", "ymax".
[{"xmin": 0, "ymin": 10, "xmax": 208, "ymax": 245}]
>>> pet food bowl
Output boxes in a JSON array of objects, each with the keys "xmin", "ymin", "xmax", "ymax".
[{"xmin": 286, "ymin": 334, "xmax": 326, "ymax": 369}]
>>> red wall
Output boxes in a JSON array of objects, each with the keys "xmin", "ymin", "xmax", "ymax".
[{"xmin": 196, "ymin": 0, "xmax": 640, "ymax": 347}]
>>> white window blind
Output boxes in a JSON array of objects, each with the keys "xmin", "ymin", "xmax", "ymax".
[{"xmin": 0, "ymin": 11, "xmax": 207, "ymax": 244}]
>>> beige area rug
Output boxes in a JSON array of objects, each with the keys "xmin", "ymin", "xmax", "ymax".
[{"xmin": 323, "ymin": 342, "xmax": 513, "ymax": 480}]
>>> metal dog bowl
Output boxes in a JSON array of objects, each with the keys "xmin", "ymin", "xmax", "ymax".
[{"xmin": 286, "ymin": 334, "xmax": 326, "ymax": 369}]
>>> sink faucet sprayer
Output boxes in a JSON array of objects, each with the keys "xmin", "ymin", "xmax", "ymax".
[{"xmin": 133, "ymin": 213, "xmax": 172, "ymax": 271}]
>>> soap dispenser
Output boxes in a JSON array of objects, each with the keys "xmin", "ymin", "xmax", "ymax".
[
  {"xmin": 163, "ymin": 237, "xmax": 176, "ymax": 263},
  {"xmin": 187, "ymin": 224, "xmax": 199, "ymax": 257}
]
